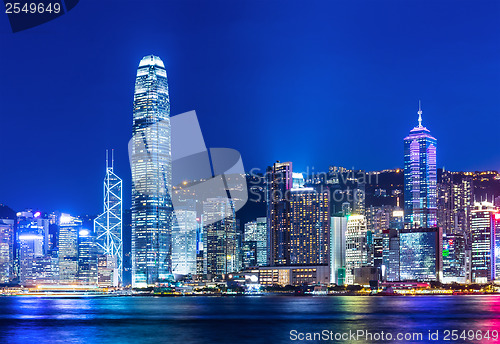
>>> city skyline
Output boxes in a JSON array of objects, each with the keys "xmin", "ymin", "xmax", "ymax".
[
  {"xmin": 1, "ymin": 52, "xmax": 500, "ymax": 290},
  {"xmin": 1, "ymin": 1, "xmax": 500, "ymax": 214},
  {"xmin": 2, "ymin": 2, "xmax": 500, "ymax": 343}
]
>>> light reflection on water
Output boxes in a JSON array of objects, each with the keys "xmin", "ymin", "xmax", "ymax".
[{"xmin": 0, "ymin": 295, "xmax": 499, "ymax": 344}]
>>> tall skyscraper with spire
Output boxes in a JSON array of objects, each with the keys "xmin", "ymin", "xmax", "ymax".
[
  {"xmin": 131, "ymin": 55, "xmax": 173, "ymax": 287},
  {"xmin": 403, "ymin": 101, "xmax": 437, "ymax": 228},
  {"xmin": 94, "ymin": 150, "xmax": 123, "ymax": 285}
]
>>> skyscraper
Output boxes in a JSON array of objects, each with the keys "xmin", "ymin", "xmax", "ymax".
[
  {"xmin": 404, "ymin": 102, "xmax": 437, "ymax": 228},
  {"xmin": 442, "ymin": 233, "xmax": 467, "ymax": 283},
  {"xmin": 289, "ymin": 188, "xmax": 330, "ymax": 265},
  {"xmin": 330, "ymin": 215, "xmax": 347, "ymax": 285},
  {"xmin": 16, "ymin": 211, "xmax": 51, "ymax": 286},
  {"xmin": 78, "ymin": 228, "xmax": 98, "ymax": 285},
  {"xmin": 383, "ymin": 228, "xmax": 400, "ymax": 282},
  {"xmin": 244, "ymin": 217, "xmax": 267, "ymax": 266},
  {"xmin": 171, "ymin": 209, "xmax": 198, "ymax": 276},
  {"xmin": 94, "ymin": 150, "xmax": 123, "ymax": 285},
  {"xmin": 437, "ymin": 170, "xmax": 473, "ymax": 237},
  {"xmin": 58, "ymin": 214, "xmax": 81, "ymax": 284},
  {"xmin": 266, "ymin": 161, "xmax": 292, "ymax": 266},
  {"xmin": 203, "ymin": 197, "xmax": 238, "ymax": 277},
  {"xmin": 345, "ymin": 214, "xmax": 369, "ymax": 285},
  {"xmin": 131, "ymin": 55, "xmax": 173, "ymax": 287},
  {"xmin": 0, "ymin": 219, "xmax": 15, "ymax": 283}
]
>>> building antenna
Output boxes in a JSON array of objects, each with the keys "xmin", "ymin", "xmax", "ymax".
[
  {"xmin": 112, "ymin": 149, "xmax": 114, "ymax": 170},
  {"xmin": 106, "ymin": 149, "xmax": 109, "ymax": 169},
  {"xmin": 417, "ymin": 100, "xmax": 423, "ymax": 127}
]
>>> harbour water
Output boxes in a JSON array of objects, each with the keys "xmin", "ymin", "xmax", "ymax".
[{"xmin": 0, "ymin": 295, "xmax": 499, "ymax": 343}]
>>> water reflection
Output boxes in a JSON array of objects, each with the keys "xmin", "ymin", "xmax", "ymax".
[{"xmin": 0, "ymin": 295, "xmax": 499, "ymax": 344}]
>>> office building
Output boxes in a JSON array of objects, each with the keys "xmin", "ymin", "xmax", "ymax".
[
  {"xmin": 203, "ymin": 198, "xmax": 238, "ymax": 278},
  {"xmin": 403, "ymin": 102, "xmax": 437, "ymax": 228},
  {"xmin": 78, "ymin": 228, "xmax": 98, "ymax": 285},
  {"xmin": 0, "ymin": 219, "xmax": 14, "ymax": 283},
  {"xmin": 131, "ymin": 55, "xmax": 173, "ymax": 287},
  {"xmin": 383, "ymin": 229, "xmax": 400, "ymax": 282},
  {"xmin": 58, "ymin": 214, "xmax": 81, "ymax": 284},
  {"xmin": 241, "ymin": 240, "xmax": 258, "ymax": 269},
  {"xmin": 259, "ymin": 265, "xmax": 330, "ymax": 286},
  {"xmin": 266, "ymin": 161, "xmax": 292, "ymax": 266},
  {"xmin": 94, "ymin": 150, "xmax": 123, "ymax": 285},
  {"xmin": 437, "ymin": 170, "xmax": 473, "ymax": 237},
  {"xmin": 330, "ymin": 216, "xmax": 347, "ymax": 285},
  {"xmin": 172, "ymin": 209, "xmax": 198, "ymax": 276},
  {"xmin": 345, "ymin": 215, "xmax": 369, "ymax": 285},
  {"xmin": 289, "ymin": 187, "xmax": 330, "ymax": 265},
  {"xmin": 16, "ymin": 211, "xmax": 51, "ymax": 286},
  {"xmin": 442, "ymin": 233, "xmax": 467, "ymax": 283},
  {"xmin": 399, "ymin": 227, "xmax": 442, "ymax": 282},
  {"xmin": 470, "ymin": 201, "xmax": 497, "ymax": 283},
  {"xmin": 97, "ymin": 254, "xmax": 118, "ymax": 287},
  {"xmin": 244, "ymin": 217, "xmax": 267, "ymax": 267}
]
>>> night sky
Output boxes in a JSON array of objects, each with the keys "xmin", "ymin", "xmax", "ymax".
[{"xmin": 0, "ymin": 0, "xmax": 499, "ymax": 215}]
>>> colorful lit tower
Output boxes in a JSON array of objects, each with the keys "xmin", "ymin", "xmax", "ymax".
[
  {"xmin": 131, "ymin": 55, "xmax": 173, "ymax": 287},
  {"xmin": 403, "ymin": 101, "xmax": 437, "ymax": 228},
  {"xmin": 94, "ymin": 150, "xmax": 123, "ymax": 285}
]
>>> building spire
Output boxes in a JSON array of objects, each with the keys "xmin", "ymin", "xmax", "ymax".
[{"xmin": 417, "ymin": 100, "xmax": 423, "ymax": 127}]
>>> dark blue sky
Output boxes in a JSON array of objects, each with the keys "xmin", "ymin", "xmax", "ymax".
[{"xmin": 1, "ymin": 0, "xmax": 499, "ymax": 215}]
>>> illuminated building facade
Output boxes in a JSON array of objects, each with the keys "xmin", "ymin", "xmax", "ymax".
[
  {"xmin": 292, "ymin": 172, "xmax": 305, "ymax": 189},
  {"xmin": 289, "ymin": 188, "xmax": 330, "ymax": 265},
  {"xmin": 244, "ymin": 217, "xmax": 267, "ymax": 266},
  {"xmin": 58, "ymin": 214, "xmax": 81, "ymax": 284},
  {"xmin": 383, "ymin": 229, "xmax": 400, "ymax": 282},
  {"xmin": 442, "ymin": 233, "xmax": 467, "ymax": 283},
  {"xmin": 241, "ymin": 240, "xmax": 257, "ymax": 268},
  {"xmin": 172, "ymin": 209, "xmax": 198, "ymax": 276},
  {"xmin": 78, "ymin": 228, "xmax": 98, "ymax": 285},
  {"xmin": 470, "ymin": 201, "xmax": 497, "ymax": 283},
  {"xmin": 345, "ymin": 215, "xmax": 369, "ymax": 285},
  {"xmin": 259, "ymin": 265, "xmax": 330, "ymax": 286},
  {"xmin": 437, "ymin": 171, "xmax": 473, "ymax": 237},
  {"xmin": 366, "ymin": 205, "xmax": 397, "ymax": 236},
  {"xmin": 16, "ymin": 211, "xmax": 51, "ymax": 286},
  {"xmin": 97, "ymin": 254, "xmax": 118, "ymax": 287},
  {"xmin": 403, "ymin": 102, "xmax": 437, "ymax": 228},
  {"xmin": 399, "ymin": 227, "xmax": 442, "ymax": 281},
  {"xmin": 94, "ymin": 150, "xmax": 122, "ymax": 285},
  {"xmin": 330, "ymin": 216, "xmax": 347, "ymax": 285},
  {"xmin": 266, "ymin": 162, "xmax": 292, "ymax": 266},
  {"xmin": 0, "ymin": 219, "xmax": 14, "ymax": 283},
  {"xmin": 131, "ymin": 55, "xmax": 173, "ymax": 287},
  {"xmin": 203, "ymin": 198, "xmax": 237, "ymax": 277}
]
